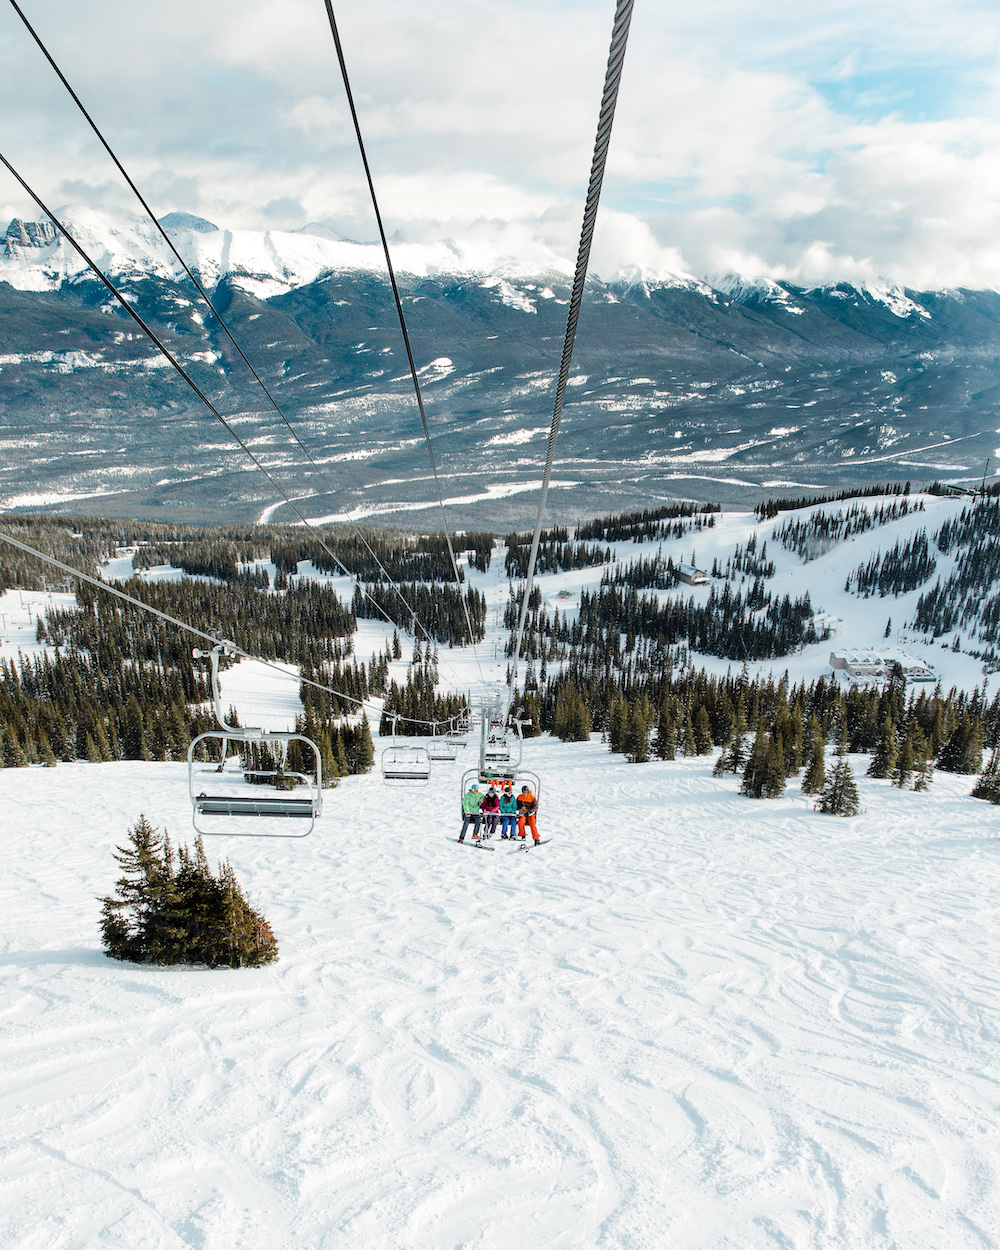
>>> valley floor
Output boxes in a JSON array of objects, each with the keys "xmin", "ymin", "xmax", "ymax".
[{"xmin": 2, "ymin": 740, "xmax": 1000, "ymax": 1248}]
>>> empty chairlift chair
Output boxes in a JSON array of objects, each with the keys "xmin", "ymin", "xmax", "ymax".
[
  {"xmin": 428, "ymin": 714, "xmax": 467, "ymax": 762},
  {"xmin": 188, "ymin": 642, "xmax": 322, "ymax": 837},
  {"xmin": 381, "ymin": 715, "xmax": 432, "ymax": 786}
]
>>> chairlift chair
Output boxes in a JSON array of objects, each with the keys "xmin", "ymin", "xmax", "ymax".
[
  {"xmin": 427, "ymin": 733, "xmax": 458, "ymax": 763},
  {"xmin": 188, "ymin": 642, "xmax": 322, "ymax": 837},
  {"xmin": 429, "ymin": 713, "xmax": 468, "ymax": 761},
  {"xmin": 381, "ymin": 714, "xmax": 432, "ymax": 785}
]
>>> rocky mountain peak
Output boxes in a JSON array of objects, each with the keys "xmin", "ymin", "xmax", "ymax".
[{"xmin": 4, "ymin": 217, "xmax": 58, "ymax": 254}]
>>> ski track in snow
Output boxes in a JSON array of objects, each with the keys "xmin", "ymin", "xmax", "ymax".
[{"xmin": 3, "ymin": 742, "xmax": 1000, "ymax": 1248}]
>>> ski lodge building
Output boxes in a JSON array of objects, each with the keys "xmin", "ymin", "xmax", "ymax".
[
  {"xmin": 829, "ymin": 648, "xmax": 936, "ymax": 683},
  {"xmin": 677, "ymin": 563, "xmax": 708, "ymax": 585}
]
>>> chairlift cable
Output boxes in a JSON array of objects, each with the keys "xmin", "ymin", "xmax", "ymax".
[
  {"xmin": 0, "ymin": 528, "xmax": 452, "ymax": 728},
  {"xmin": 322, "ymin": 1, "xmax": 487, "ymax": 687},
  {"xmin": 6, "ymin": 0, "xmax": 456, "ymax": 669},
  {"xmin": 507, "ymin": 0, "xmax": 634, "ymax": 715},
  {"xmin": 0, "ymin": 150, "xmax": 461, "ymax": 670}
]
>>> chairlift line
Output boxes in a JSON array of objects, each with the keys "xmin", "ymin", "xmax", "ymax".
[{"xmin": 3, "ymin": 0, "xmax": 635, "ymax": 836}]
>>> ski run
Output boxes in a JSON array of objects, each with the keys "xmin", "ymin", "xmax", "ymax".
[{"xmin": 3, "ymin": 492, "xmax": 1000, "ymax": 1248}]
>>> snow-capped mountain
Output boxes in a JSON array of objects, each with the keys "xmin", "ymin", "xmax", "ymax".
[
  {"xmin": 3, "ymin": 204, "xmax": 1000, "ymax": 526},
  {"xmin": 1, "ymin": 204, "xmax": 579, "ymax": 299}
]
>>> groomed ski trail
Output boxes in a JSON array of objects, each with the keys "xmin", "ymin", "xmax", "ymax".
[{"xmin": 3, "ymin": 737, "xmax": 1000, "ymax": 1247}]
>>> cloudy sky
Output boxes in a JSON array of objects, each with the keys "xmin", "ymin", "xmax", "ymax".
[{"xmin": 2, "ymin": 0, "xmax": 1000, "ymax": 287}]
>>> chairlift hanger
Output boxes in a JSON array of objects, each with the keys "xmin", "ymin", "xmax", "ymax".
[{"xmin": 188, "ymin": 641, "xmax": 323, "ymax": 837}]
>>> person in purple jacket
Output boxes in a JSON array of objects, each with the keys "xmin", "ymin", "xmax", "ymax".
[{"xmin": 480, "ymin": 785, "xmax": 500, "ymax": 839}]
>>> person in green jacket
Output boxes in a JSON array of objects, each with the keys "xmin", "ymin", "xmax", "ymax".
[
  {"xmin": 498, "ymin": 783, "xmax": 518, "ymax": 838},
  {"xmin": 459, "ymin": 784, "xmax": 483, "ymax": 842}
]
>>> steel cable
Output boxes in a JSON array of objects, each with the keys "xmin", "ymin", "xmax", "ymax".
[
  {"xmin": 321, "ymin": 0, "xmax": 487, "ymax": 686},
  {"xmin": 0, "ymin": 151, "xmax": 477, "ymax": 683},
  {"xmin": 0, "ymin": 528, "xmax": 453, "ymax": 728},
  {"xmin": 508, "ymin": 0, "xmax": 634, "ymax": 712},
  {"xmin": 6, "ymin": 0, "xmax": 462, "ymax": 671}
]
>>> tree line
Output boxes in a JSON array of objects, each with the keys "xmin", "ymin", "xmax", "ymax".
[
  {"xmin": 574, "ymin": 502, "xmax": 720, "ymax": 544},
  {"xmin": 754, "ymin": 480, "xmax": 913, "ymax": 522},
  {"xmin": 772, "ymin": 497, "xmax": 925, "ymax": 562}
]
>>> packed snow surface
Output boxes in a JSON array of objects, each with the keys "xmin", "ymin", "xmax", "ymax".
[{"xmin": 3, "ymin": 740, "xmax": 1000, "ymax": 1248}]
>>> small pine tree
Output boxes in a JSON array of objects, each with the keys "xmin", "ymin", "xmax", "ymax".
[
  {"xmin": 693, "ymin": 705, "xmax": 713, "ymax": 755},
  {"xmin": 740, "ymin": 724, "xmax": 768, "ymax": 798},
  {"xmin": 654, "ymin": 700, "xmax": 675, "ymax": 760},
  {"xmin": 713, "ymin": 730, "xmax": 735, "ymax": 776},
  {"xmin": 681, "ymin": 708, "xmax": 697, "ymax": 757},
  {"xmin": 972, "ymin": 747, "xmax": 1000, "ymax": 804},
  {"xmin": 100, "ymin": 815, "xmax": 178, "ymax": 963},
  {"xmin": 761, "ymin": 739, "xmax": 786, "ymax": 799},
  {"xmin": 608, "ymin": 698, "xmax": 628, "ymax": 755},
  {"xmin": 938, "ymin": 714, "xmax": 984, "ymax": 774},
  {"xmin": 894, "ymin": 732, "xmax": 915, "ymax": 789},
  {"xmin": 2, "ymin": 729, "xmax": 28, "ymax": 768},
  {"xmin": 357, "ymin": 713, "xmax": 375, "ymax": 772},
  {"xmin": 801, "ymin": 735, "xmax": 826, "ymax": 795},
  {"xmin": 867, "ymin": 717, "xmax": 897, "ymax": 779},
  {"xmin": 625, "ymin": 705, "xmax": 650, "ymax": 763},
  {"xmin": 818, "ymin": 749, "xmax": 860, "ymax": 817},
  {"xmin": 216, "ymin": 860, "xmax": 279, "ymax": 968},
  {"xmin": 100, "ymin": 818, "xmax": 278, "ymax": 967}
]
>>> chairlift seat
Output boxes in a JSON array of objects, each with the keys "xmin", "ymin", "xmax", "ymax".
[
  {"xmin": 195, "ymin": 795, "xmax": 317, "ymax": 818},
  {"xmin": 382, "ymin": 746, "xmax": 431, "ymax": 785}
]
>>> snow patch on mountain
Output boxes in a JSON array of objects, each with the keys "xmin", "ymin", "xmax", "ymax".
[
  {"xmin": 715, "ymin": 272, "xmax": 806, "ymax": 314},
  {"xmin": 861, "ymin": 279, "xmax": 932, "ymax": 319},
  {"xmin": 0, "ymin": 205, "xmax": 576, "ymax": 297}
]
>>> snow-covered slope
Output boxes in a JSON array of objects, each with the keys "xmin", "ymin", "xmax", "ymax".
[
  {"xmin": 3, "ymin": 741, "xmax": 1000, "ymax": 1248},
  {"xmin": 4, "ymin": 495, "xmax": 1000, "ymax": 1243}
]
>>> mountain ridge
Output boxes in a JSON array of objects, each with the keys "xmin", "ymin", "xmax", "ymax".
[{"xmin": 3, "ymin": 205, "xmax": 1000, "ymax": 526}]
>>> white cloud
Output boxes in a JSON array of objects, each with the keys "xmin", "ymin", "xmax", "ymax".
[{"xmin": 2, "ymin": 0, "xmax": 1000, "ymax": 287}]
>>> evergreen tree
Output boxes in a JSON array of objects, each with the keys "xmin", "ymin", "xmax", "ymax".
[
  {"xmin": 801, "ymin": 733, "xmax": 826, "ymax": 795},
  {"xmin": 894, "ymin": 732, "xmax": 915, "ymax": 789},
  {"xmin": 761, "ymin": 739, "xmax": 787, "ymax": 798},
  {"xmin": 912, "ymin": 729, "xmax": 933, "ymax": 792},
  {"xmin": 38, "ymin": 729, "xmax": 57, "ymax": 768},
  {"xmin": 625, "ymin": 705, "xmax": 650, "ymax": 763},
  {"xmin": 216, "ymin": 860, "xmax": 279, "ymax": 968},
  {"xmin": 740, "ymin": 724, "xmax": 768, "ymax": 798},
  {"xmin": 693, "ymin": 705, "xmax": 713, "ymax": 755},
  {"xmin": 654, "ymin": 713, "xmax": 676, "ymax": 761},
  {"xmin": 938, "ymin": 713, "xmax": 984, "ymax": 774},
  {"xmin": 100, "ymin": 815, "xmax": 178, "ymax": 963},
  {"xmin": 2, "ymin": 729, "xmax": 27, "ymax": 768},
  {"xmin": 972, "ymin": 748, "xmax": 1000, "ymax": 804},
  {"xmin": 357, "ymin": 714, "xmax": 375, "ymax": 772},
  {"xmin": 681, "ymin": 708, "xmax": 697, "ymax": 757},
  {"xmin": 713, "ymin": 729, "xmax": 735, "ymax": 775},
  {"xmin": 818, "ymin": 748, "xmax": 860, "ymax": 816},
  {"xmin": 100, "ymin": 819, "xmax": 278, "ymax": 967},
  {"xmin": 608, "ymin": 698, "xmax": 628, "ymax": 755},
  {"xmin": 867, "ymin": 717, "xmax": 897, "ymax": 779}
]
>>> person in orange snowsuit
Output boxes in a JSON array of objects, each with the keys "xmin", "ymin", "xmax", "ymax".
[{"xmin": 516, "ymin": 785, "xmax": 539, "ymax": 843}]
